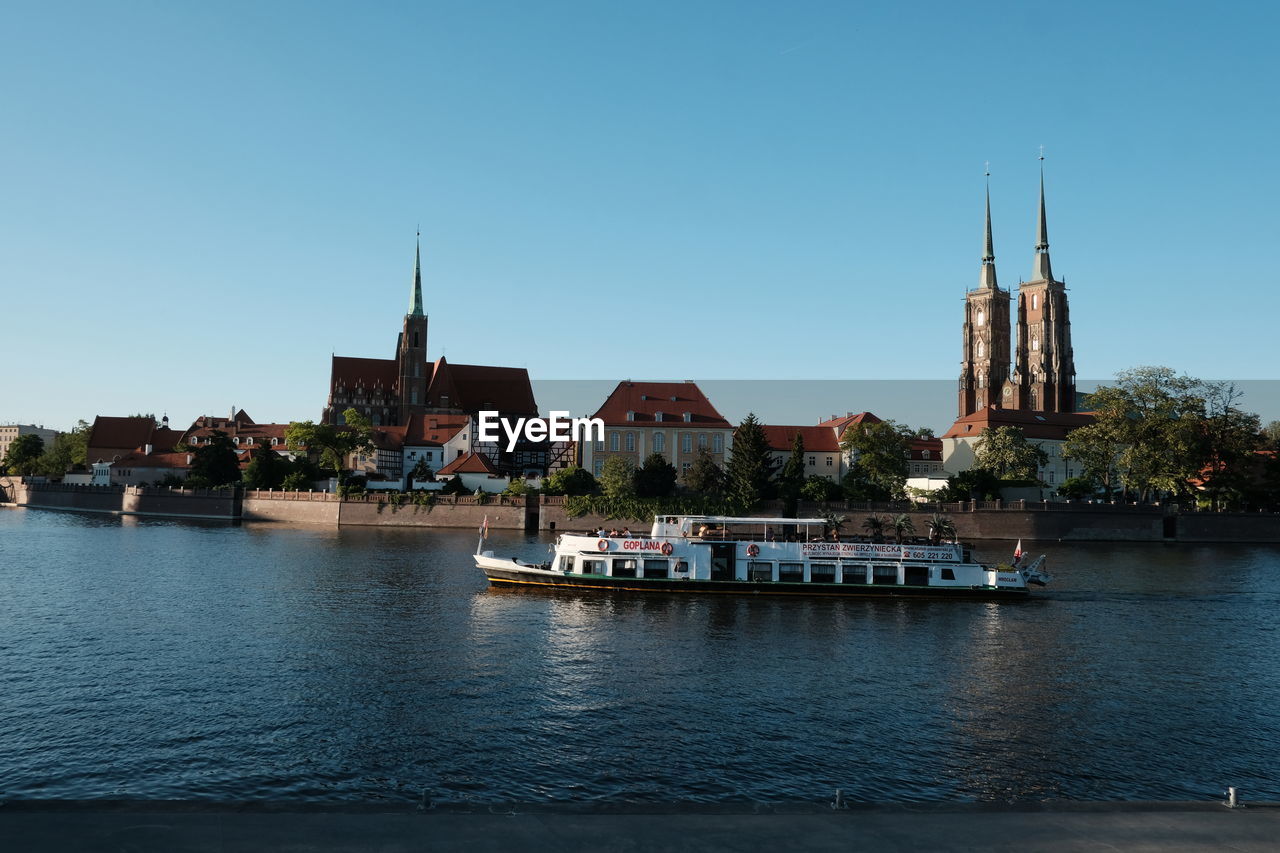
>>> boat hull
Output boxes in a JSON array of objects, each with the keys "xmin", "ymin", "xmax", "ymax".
[{"xmin": 479, "ymin": 562, "xmax": 1030, "ymax": 600}]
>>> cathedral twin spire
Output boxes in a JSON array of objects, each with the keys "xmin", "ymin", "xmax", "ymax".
[{"xmin": 978, "ymin": 159, "xmax": 1055, "ymax": 288}]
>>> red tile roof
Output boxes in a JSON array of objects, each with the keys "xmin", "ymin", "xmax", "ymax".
[
  {"xmin": 330, "ymin": 356, "xmax": 399, "ymax": 392},
  {"xmin": 110, "ymin": 449, "xmax": 192, "ymax": 469},
  {"xmin": 368, "ymin": 413, "xmax": 470, "ymax": 451},
  {"xmin": 817, "ymin": 412, "xmax": 882, "ymax": 433},
  {"xmin": 590, "ymin": 381, "xmax": 731, "ymax": 428},
  {"xmin": 427, "ymin": 358, "xmax": 538, "ymax": 415},
  {"xmin": 941, "ymin": 406, "xmax": 1095, "ymax": 441},
  {"xmin": 437, "ymin": 450, "xmax": 499, "ymax": 476},
  {"xmin": 760, "ymin": 425, "xmax": 842, "ymax": 453},
  {"xmin": 908, "ymin": 437, "xmax": 943, "ymax": 460},
  {"xmin": 88, "ymin": 416, "xmax": 157, "ymax": 455}
]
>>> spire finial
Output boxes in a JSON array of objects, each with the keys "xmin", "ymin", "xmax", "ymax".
[
  {"xmin": 409, "ymin": 232, "xmax": 425, "ymax": 317},
  {"xmin": 1032, "ymin": 149, "xmax": 1053, "ymax": 282},
  {"xmin": 979, "ymin": 164, "xmax": 998, "ymax": 290}
]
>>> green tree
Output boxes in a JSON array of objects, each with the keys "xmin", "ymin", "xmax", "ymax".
[
  {"xmin": 441, "ymin": 475, "xmax": 468, "ymax": 495},
  {"xmin": 37, "ymin": 420, "xmax": 90, "ymax": 477},
  {"xmin": 242, "ymin": 440, "xmax": 288, "ymax": 490},
  {"xmin": 281, "ymin": 470, "xmax": 312, "ymax": 491},
  {"xmin": 1197, "ymin": 381, "xmax": 1263, "ymax": 510},
  {"xmin": 543, "ymin": 465, "xmax": 598, "ymax": 496},
  {"xmin": 2, "ymin": 434, "xmax": 45, "ymax": 476},
  {"xmin": 598, "ymin": 455, "xmax": 636, "ymax": 500},
  {"xmin": 936, "ymin": 469, "xmax": 1002, "ymax": 501},
  {"xmin": 973, "ymin": 426, "xmax": 1048, "ymax": 481},
  {"xmin": 839, "ymin": 420, "xmax": 910, "ymax": 499},
  {"xmin": 861, "ymin": 513, "xmax": 887, "ymax": 543},
  {"xmin": 1263, "ymin": 420, "xmax": 1280, "ymax": 451},
  {"xmin": 285, "ymin": 408, "xmax": 375, "ymax": 488},
  {"xmin": 1057, "ymin": 476, "xmax": 1096, "ymax": 500},
  {"xmin": 890, "ymin": 513, "xmax": 915, "ymax": 544},
  {"xmin": 926, "ymin": 513, "xmax": 956, "ymax": 544},
  {"xmin": 408, "ymin": 456, "xmax": 434, "ymax": 484},
  {"xmin": 777, "ymin": 432, "xmax": 806, "ymax": 516},
  {"xmin": 800, "ymin": 475, "xmax": 842, "ymax": 502},
  {"xmin": 1063, "ymin": 416, "xmax": 1125, "ymax": 498},
  {"xmin": 682, "ymin": 448, "xmax": 725, "ymax": 495},
  {"xmin": 185, "ymin": 430, "xmax": 241, "ymax": 487},
  {"xmin": 634, "ymin": 452, "xmax": 677, "ymax": 498},
  {"xmin": 725, "ymin": 413, "xmax": 776, "ymax": 511}
]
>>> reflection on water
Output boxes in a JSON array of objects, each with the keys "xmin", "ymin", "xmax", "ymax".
[{"xmin": 2, "ymin": 509, "xmax": 1279, "ymax": 803}]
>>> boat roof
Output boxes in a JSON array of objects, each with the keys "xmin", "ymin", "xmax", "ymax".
[{"xmin": 655, "ymin": 515, "xmax": 830, "ymax": 526}]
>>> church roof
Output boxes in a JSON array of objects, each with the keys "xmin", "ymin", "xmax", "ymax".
[
  {"xmin": 590, "ymin": 381, "xmax": 731, "ymax": 428},
  {"xmin": 110, "ymin": 449, "xmax": 192, "ymax": 469},
  {"xmin": 437, "ymin": 450, "xmax": 499, "ymax": 476},
  {"xmin": 427, "ymin": 358, "xmax": 538, "ymax": 415},
  {"xmin": 942, "ymin": 406, "xmax": 1094, "ymax": 441},
  {"xmin": 330, "ymin": 356, "xmax": 399, "ymax": 391}
]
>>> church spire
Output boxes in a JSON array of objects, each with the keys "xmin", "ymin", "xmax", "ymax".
[
  {"xmin": 979, "ymin": 165, "xmax": 998, "ymax": 290},
  {"xmin": 409, "ymin": 231, "xmax": 424, "ymax": 317},
  {"xmin": 1032, "ymin": 152, "xmax": 1053, "ymax": 282}
]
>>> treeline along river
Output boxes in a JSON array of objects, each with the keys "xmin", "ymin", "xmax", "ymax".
[{"xmin": 2, "ymin": 508, "xmax": 1279, "ymax": 804}]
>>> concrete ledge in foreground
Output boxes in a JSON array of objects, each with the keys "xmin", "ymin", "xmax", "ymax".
[{"xmin": 3, "ymin": 800, "xmax": 1279, "ymax": 852}]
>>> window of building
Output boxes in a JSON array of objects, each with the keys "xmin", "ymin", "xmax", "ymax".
[
  {"xmin": 625, "ymin": 432, "xmax": 635, "ymax": 452},
  {"xmin": 681, "ymin": 433, "xmax": 692, "ymax": 453},
  {"xmin": 653, "ymin": 432, "xmax": 665, "ymax": 453},
  {"xmin": 232, "ymin": 437, "xmax": 240, "ymax": 446},
  {"xmin": 807, "ymin": 456, "xmax": 815, "ymax": 466},
  {"xmin": 683, "ymin": 412, "xmax": 692, "ymax": 423},
  {"xmin": 922, "ymin": 450, "xmax": 930, "ymax": 459},
  {"xmin": 594, "ymin": 460, "xmax": 603, "ymax": 476},
  {"xmin": 655, "ymin": 412, "xmax": 664, "ymax": 422},
  {"xmin": 1031, "ymin": 337, "xmax": 1040, "ymax": 351},
  {"xmin": 712, "ymin": 434, "xmax": 723, "ymax": 453},
  {"xmin": 976, "ymin": 309, "xmax": 986, "ymax": 326},
  {"xmin": 626, "ymin": 410, "xmax": 635, "ymax": 421},
  {"xmin": 642, "ymin": 559, "xmax": 669, "ymax": 579},
  {"xmin": 610, "ymin": 432, "xmax": 619, "ymax": 451},
  {"xmin": 698, "ymin": 434, "xmax": 707, "ymax": 449},
  {"xmin": 976, "ymin": 341, "xmax": 985, "ymax": 357},
  {"xmin": 681, "ymin": 462, "xmax": 691, "ymax": 473},
  {"xmin": 842, "ymin": 564, "xmax": 866, "ymax": 584},
  {"xmin": 826, "ymin": 456, "xmax": 833, "ymax": 466},
  {"xmin": 1032, "ymin": 294, "xmax": 1039, "ymax": 310},
  {"xmin": 411, "ymin": 390, "xmax": 419, "ymax": 404}
]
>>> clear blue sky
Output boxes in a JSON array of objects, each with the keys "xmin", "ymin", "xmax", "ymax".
[{"xmin": 3, "ymin": 1, "xmax": 1278, "ymax": 432}]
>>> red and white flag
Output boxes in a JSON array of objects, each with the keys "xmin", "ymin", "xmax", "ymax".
[
  {"xmin": 1012, "ymin": 539, "xmax": 1023, "ymax": 566},
  {"xmin": 480, "ymin": 515, "xmax": 489, "ymax": 539}
]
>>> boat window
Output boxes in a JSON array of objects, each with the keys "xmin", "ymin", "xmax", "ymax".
[
  {"xmin": 779, "ymin": 562, "xmax": 804, "ymax": 582},
  {"xmin": 611, "ymin": 558, "xmax": 637, "ymax": 578},
  {"xmin": 872, "ymin": 565, "xmax": 899, "ymax": 585},
  {"xmin": 581, "ymin": 559, "xmax": 605, "ymax": 575},
  {"xmin": 841, "ymin": 563, "xmax": 867, "ymax": 584},
  {"xmin": 674, "ymin": 560, "xmax": 689, "ymax": 574},
  {"xmin": 642, "ymin": 559, "xmax": 669, "ymax": 579},
  {"xmin": 810, "ymin": 562, "xmax": 836, "ymax": 583},
  {"xmin": 559, "ymin": 555, "xmax": 576, "ymax": 572},
  {"xmin": 748, "ymin": 561, "xmax": 773, "ymax": 582},
  {"xmin": 940, "ymin": 568, "xmax": 956, "ymax": 581}
]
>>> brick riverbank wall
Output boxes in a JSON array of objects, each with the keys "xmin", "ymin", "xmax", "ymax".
[{"xmin": 6, "ymin": 478, "xmax": 1280, "ymax": 541}]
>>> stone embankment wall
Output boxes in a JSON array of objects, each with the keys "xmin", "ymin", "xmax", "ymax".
[{"xmin": 6, "ymin": 479, "xmax": 1280, "ymax": 541}]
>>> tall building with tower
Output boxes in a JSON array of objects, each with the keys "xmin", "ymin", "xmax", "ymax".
[
  {"xmin": 323, "ymin": 237, "xmax": 554, "ymax": 476},
  {"xmin": 957, "ymin": 163, "xmax": 1075, "ymax": 419}
]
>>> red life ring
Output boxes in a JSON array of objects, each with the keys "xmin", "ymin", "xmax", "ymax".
[
  {"xmin": 660, "ymin": 542, "xmax": 674, "ymax": 556},
  {"xmin": 597, "ymin": 539, "xmax": 609, "ymax": 551},
  {"xmin": 746, "ymin": 543, "xmax": 760, "ymax": 557}
]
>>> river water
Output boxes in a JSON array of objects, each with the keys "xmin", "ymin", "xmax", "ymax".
[{"xmin": 2, "ymin": 508, "xmax": 1279, "ymax": 805}]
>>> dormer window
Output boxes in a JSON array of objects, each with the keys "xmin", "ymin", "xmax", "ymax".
[
  {"xmin": 245, "ymin": 437, "xmax": 253, "ymax": 446},
  {"xmin": 232, "ymin": 437, "xmax": 240, "ymax": 446},
  {"xmin": 270, "ymin": 438, "xmax": 278, "ymax": 446},
  {"xmin": 683, "ymin": 412, "xmax": 692, "ymax": 423},
  {"xmin": 655, "ymin": 411, "xmax": 664, "ymax": 422},
  {"xmin": 626, "ymin": 411, "xmax": 635, "ymax": 421},
  {"xmin": 922, "ymin": 450, "xmax": 931, "ymax": 459}
]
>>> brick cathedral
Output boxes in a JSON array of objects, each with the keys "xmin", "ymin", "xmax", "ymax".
[
  {"xmin": 957, "ymin": 166, "xmax": 1076, "ymax": 418},
  {"xmin": 320, "ymin": 239, "xmax": 547, "ymax": 474}
]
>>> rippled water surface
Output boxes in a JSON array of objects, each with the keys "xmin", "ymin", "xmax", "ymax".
[{"xmin": 3, "ymin": 508, "xmax": 1280, "ymax": 804}]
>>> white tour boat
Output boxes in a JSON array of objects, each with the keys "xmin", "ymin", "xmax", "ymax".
[{"xmin": 475, "ymin": 515, "xmax": 1050, "ymax": 599}]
